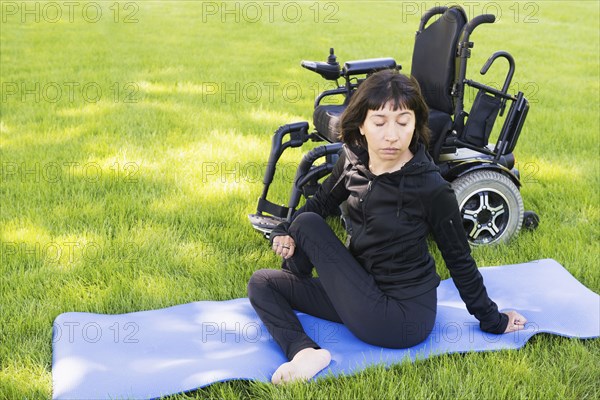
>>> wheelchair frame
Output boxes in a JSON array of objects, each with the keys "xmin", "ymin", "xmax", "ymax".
[{"xmin": 248, "ymin": 5, "xmax": 539, "ymax": 245}]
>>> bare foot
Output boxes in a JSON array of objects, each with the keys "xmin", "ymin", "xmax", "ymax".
[{"xmin": 271, "ymin": 348, "xmax": 331, "ymax": 384}]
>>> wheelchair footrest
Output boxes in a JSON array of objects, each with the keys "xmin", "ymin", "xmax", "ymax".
[{"xmin": 248, "ymin": 213, "xmax": 285, "ymax": 237}]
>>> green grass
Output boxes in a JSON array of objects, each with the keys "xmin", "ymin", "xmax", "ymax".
[{"xmin": 1, "ymin": 1, "xmax": 599, "ymax": 398}]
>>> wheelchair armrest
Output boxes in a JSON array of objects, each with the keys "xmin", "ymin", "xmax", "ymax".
[
  {"xmin": 464, "ymin": 79, "xmax": 514, "ymax": 100},
  {"xmin": 314, "ymin": 87, "xmax": 351, "ymax": 108},
  {"xmin": 342, "ymin": 58, "xmax": 399, "ymax": 77}
]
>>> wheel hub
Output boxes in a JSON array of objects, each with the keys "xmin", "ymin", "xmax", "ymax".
[
  {"xmin": 477, "ymin": 209, "xmax": 493, "ymax": 224},
  {"xmin": 461, "ymin": 190, "xmax": 508, "ymax": 244}
]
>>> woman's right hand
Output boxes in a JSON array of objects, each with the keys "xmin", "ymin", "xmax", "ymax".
[{"xmin": 271, "ymin": 235, "xmax": 296, "ymax": 259}]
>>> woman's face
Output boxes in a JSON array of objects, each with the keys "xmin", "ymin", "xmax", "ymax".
[{"xmin": 360, "ymin": 101, "xmax": 416, "ymax": 168}]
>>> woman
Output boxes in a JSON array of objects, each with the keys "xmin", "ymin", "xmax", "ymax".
[{"xmin": 247, "ymin": 70, "xmax": 526, "ymax": 384}]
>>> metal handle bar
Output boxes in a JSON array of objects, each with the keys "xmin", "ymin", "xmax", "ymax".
[
  {"xmin": 480, "ymin": 51, "xmax": 515, "ymax": 94},
  {"xmin": 461, "ymin": 14, "xmax": 495, "ymax": 42},
  {"xmin": 418, "ymin": 6, "xmax": 448, "ymax": 32}
]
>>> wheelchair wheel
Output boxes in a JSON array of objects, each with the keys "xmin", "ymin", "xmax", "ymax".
[{"xmin": 451, "ymin": 170, "xmax": 524, "ymax": 245}]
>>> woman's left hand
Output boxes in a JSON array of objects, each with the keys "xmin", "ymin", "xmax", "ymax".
[{"xmin": 503, "ymin": 310, "xmax": 527, "ymax": 333}]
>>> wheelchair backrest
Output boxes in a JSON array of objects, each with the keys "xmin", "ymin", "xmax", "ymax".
[{"xmin": 410, "ymin": 6, "xmax": 467, "ymax": 115}]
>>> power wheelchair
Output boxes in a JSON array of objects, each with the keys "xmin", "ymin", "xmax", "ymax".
[{"xmin": 248, "ymin": 5, "xmax": 539, "ymax": 245}]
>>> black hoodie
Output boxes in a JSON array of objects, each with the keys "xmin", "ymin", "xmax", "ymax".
[{"xmin": 273, "ymin": 143, "xmax": 508, "ymax": 334}]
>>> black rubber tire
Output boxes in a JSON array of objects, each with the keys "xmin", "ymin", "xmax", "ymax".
[{"xmin": 451, "ymin": 170, "xmax": 524, "ymax": 245}]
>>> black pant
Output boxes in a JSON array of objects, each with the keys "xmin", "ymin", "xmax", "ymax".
[{"xmin": 247, "ymin": 212, "xmax": 437, "ymax": 360}]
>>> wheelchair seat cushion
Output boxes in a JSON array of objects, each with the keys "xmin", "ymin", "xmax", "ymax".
[{"xmin": 313, "ymin": 104, "xmax": 346, "ymax": 142}]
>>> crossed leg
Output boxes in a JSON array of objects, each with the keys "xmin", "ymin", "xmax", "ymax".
[{"xmin": 247, "ymin": 212, "xmax": 436, "ymax": 384}]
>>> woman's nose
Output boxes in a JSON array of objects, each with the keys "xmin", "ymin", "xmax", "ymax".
[{"xmin": 384, "ymin": 126, "xmax": 400, "ymax": 142}]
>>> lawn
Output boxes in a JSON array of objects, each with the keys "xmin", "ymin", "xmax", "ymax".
[{"xmin": 0, "ymin": 1, "xmax": 598, "ymax": 399}]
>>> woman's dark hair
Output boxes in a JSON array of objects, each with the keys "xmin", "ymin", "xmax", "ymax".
[{"xmin": 340, "ymin": 70, "xmax": 429, "ymax": 153}]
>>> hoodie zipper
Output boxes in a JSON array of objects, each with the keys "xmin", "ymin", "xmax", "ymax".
[
  {"xmin": 363, "ymin": 178, "xmax": 374, "ymax": 218},
  {"xmin": 352, "ymin": 177, "xmax": 375, "ymax": 249},
  {"xmin": 344, "ymin": 143, "xmax": 437, "ymax": 253}
]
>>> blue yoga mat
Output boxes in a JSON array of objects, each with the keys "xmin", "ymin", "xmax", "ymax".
[{"xmin": 52, "ymin": 259, "xmax": 599, "ymax": 399}]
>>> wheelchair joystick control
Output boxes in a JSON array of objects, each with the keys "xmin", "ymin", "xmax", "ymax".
[
  {"xmin": 301, "ymin": 47, "xmax": 341, "ymax": 81},
  {"xmin": 327, "ymin": 48, "xmax": 339, "ymax": 68}
]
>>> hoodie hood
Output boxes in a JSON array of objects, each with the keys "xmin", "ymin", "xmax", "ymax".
[
  {"xmin": 343, "ymin": 143, "xmax": 440, "ymax": 215},
  {"xmin": 343, "ymin": 142, "xmax": 439, "ymax": 177}
]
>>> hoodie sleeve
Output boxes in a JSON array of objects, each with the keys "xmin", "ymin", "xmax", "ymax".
[
  {"xmin": 292, "ymin": 149, "xmax": 351, "ymax": 219},
  {"xmin": 426, "ymin": 183, "xmax": 509, "ymax": 334}
]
